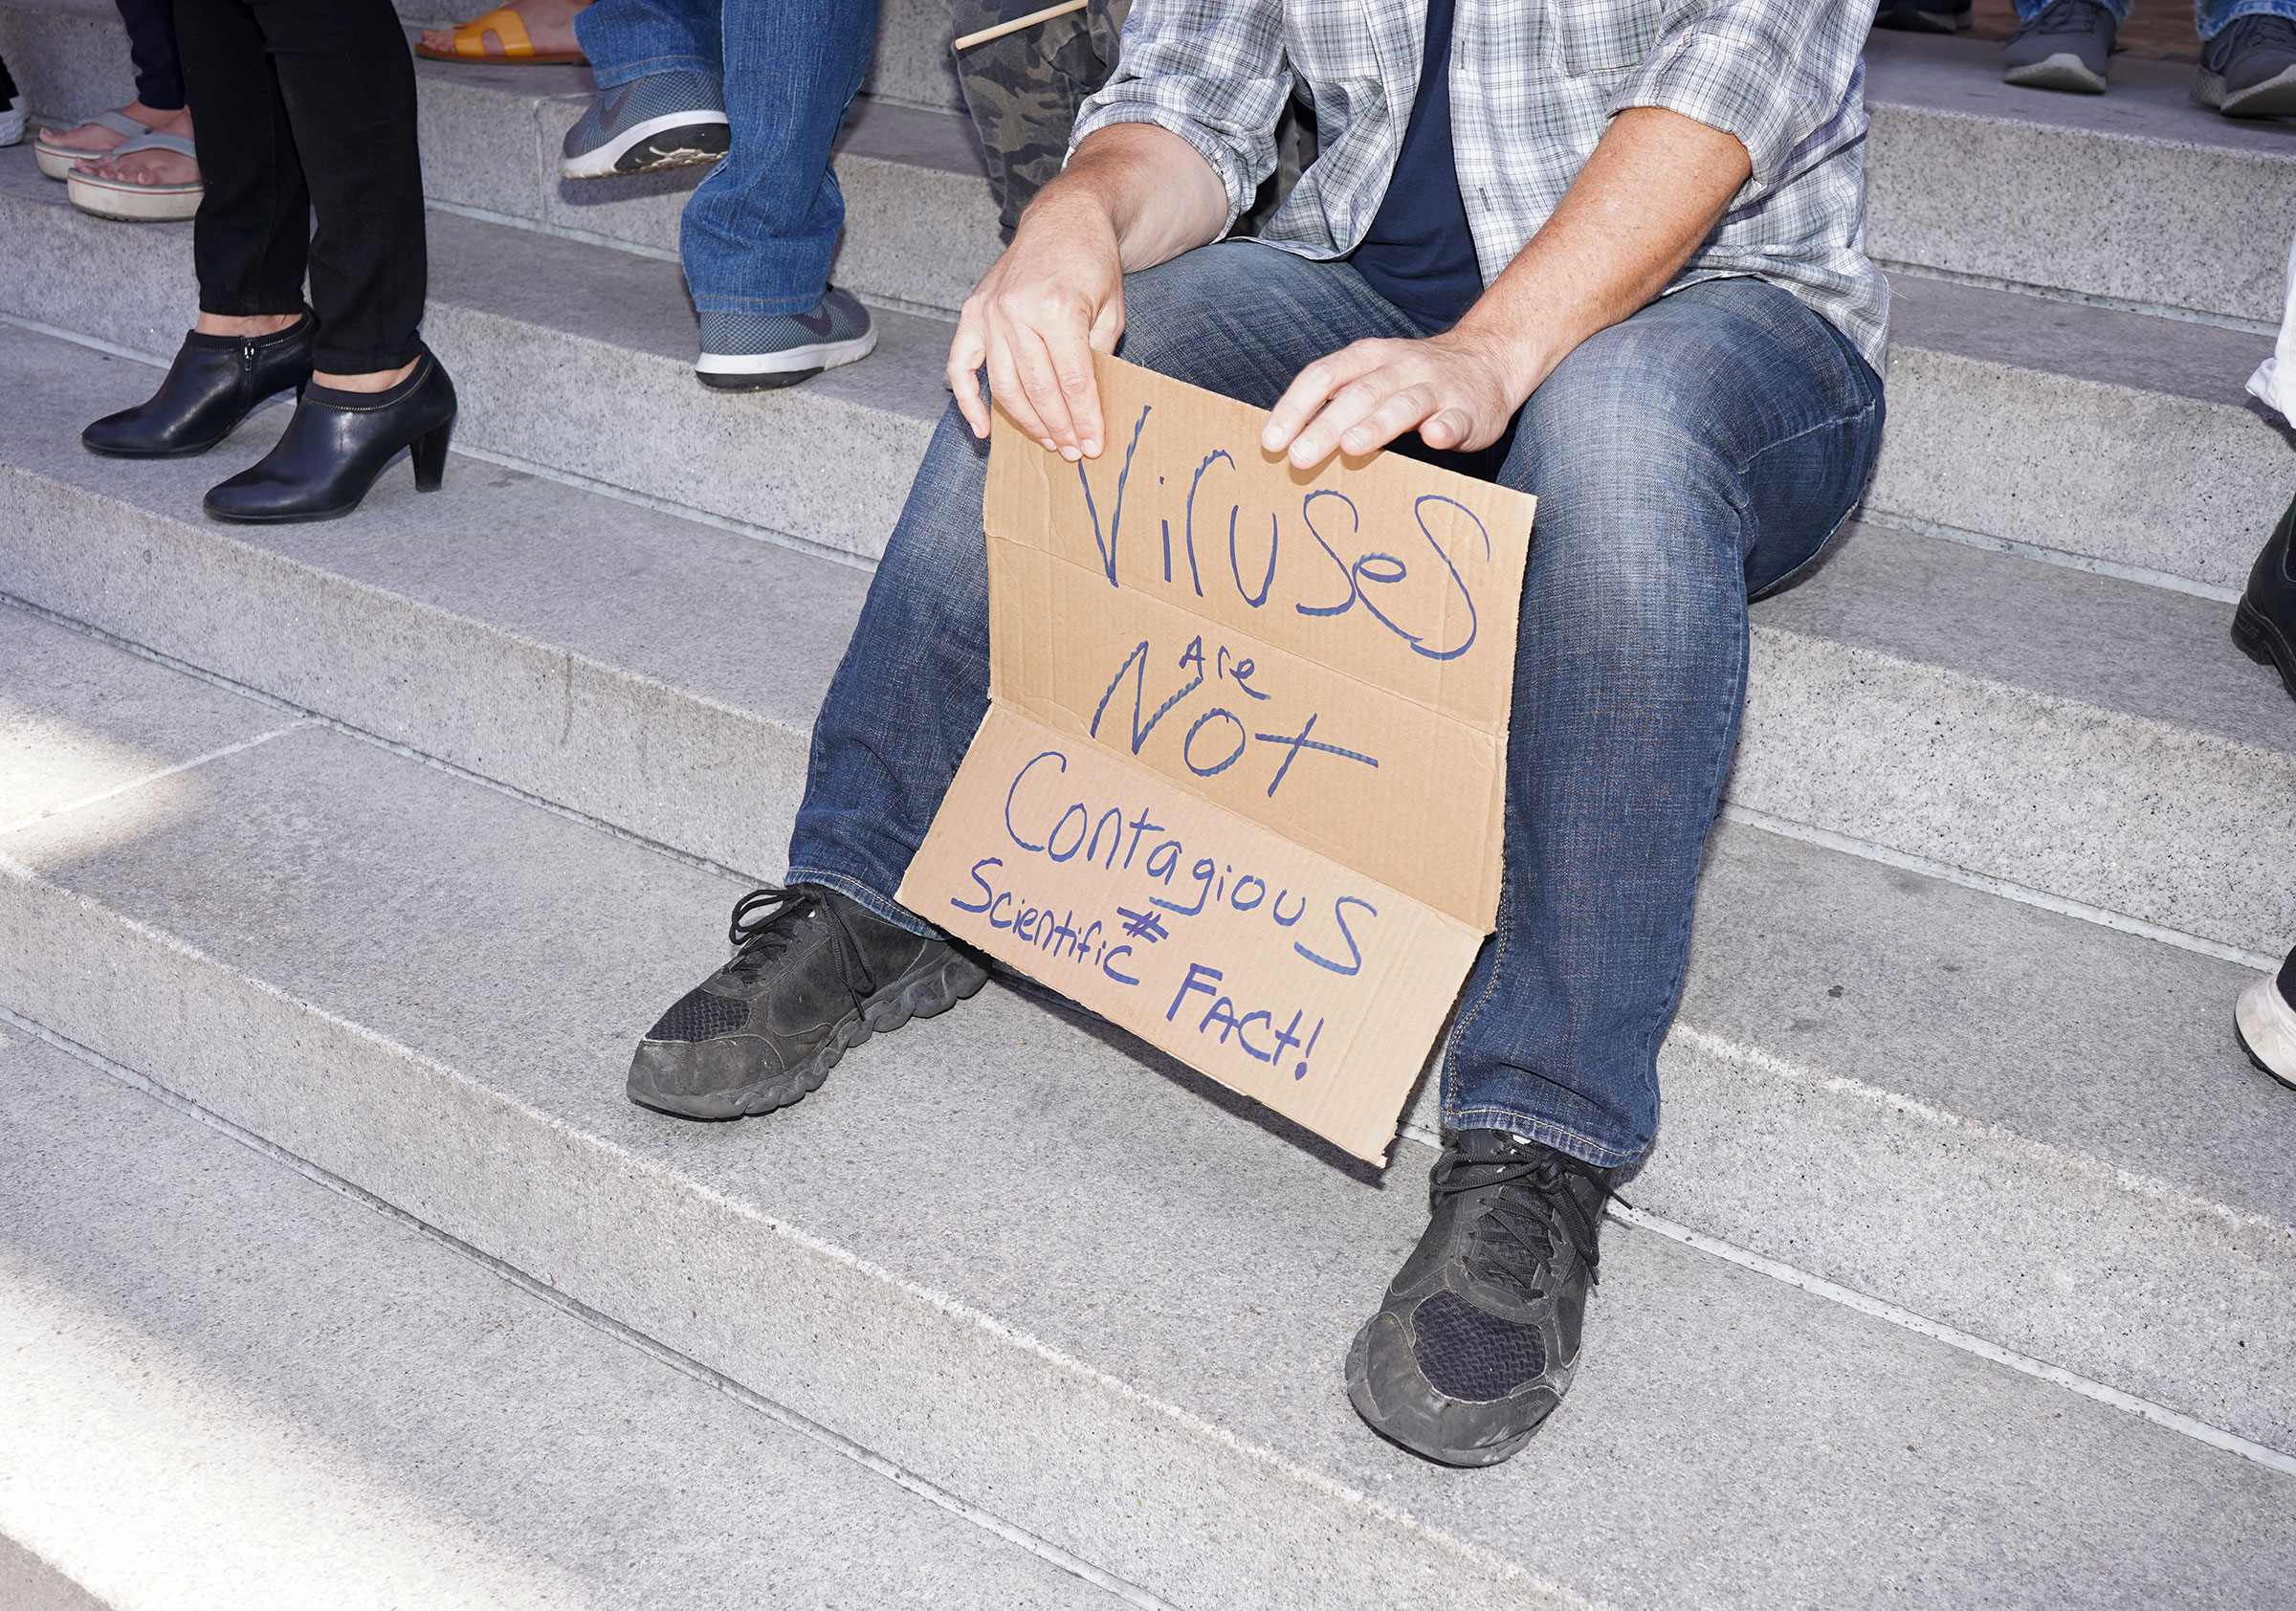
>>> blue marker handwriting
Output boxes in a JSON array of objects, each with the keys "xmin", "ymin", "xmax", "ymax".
[{"xmin": 1089, "ymin": 633, "xmax": 1379, "ymax": 799}]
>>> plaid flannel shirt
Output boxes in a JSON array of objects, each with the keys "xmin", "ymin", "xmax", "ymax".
[{"xmin": 1071, "ymin": 0, "xmax": 1888, "ymax": 371}]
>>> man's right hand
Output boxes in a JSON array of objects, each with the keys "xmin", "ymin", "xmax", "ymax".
[
  {"xmin": 948, "ymin": 190, "xmax": 1126, "ymax": 463},
  {"xmin": 945, "ymin": 121, "xmax": 1231, "ymax": 462}
]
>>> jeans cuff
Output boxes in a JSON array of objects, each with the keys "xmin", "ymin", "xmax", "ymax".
[
  {"xmin": 588, "ymin": 55, "xmax": 719, "ymax": 89},
  {"xmin": 1439, "ymin": 1105, "xmax": 1643, "ymax": 1171},
  {"xmin": 692, "ymin": 290, "xmax": 834, "ymax": 319},
  {"xmin": 784, "ymin": 864, "xmax": 937, "ymax": 939}
]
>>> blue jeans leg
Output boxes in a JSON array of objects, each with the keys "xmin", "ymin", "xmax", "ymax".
[
  {"xmin": 573, "ymin": 0, "xmax": 721, "ymax": 85},
  {"xmin": 2195, "ymin": 0, "xmax": 2296, "ymax": 35},
  {"xmin": 786, "ymin": 242, "xmax": 1421, "ymax": 928},
  {"xmin": 681, "ymin": 0, "xmax": 879, "ymax": 313},
  {"xmin": 1441, "ymin": 277, "xmax": 1884, "ymax": 1168}
]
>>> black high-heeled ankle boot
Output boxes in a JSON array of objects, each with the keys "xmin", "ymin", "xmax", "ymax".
[
  {"xmin": 82, "ymin": 313, "xmax": 316, "ymax": 459},
  {"xmin": 203, "ymin": 345, "xmax": 457, "ymax": 525}
]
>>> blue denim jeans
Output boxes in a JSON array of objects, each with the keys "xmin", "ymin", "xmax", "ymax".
[
  {"xmin": 573, "ymin": 0, "xmax": 876, "ymax": 313},
  {"xmin": 787, "ymin": 242, "xmax": 1886, "ymax": 1170},
  {"xmin": 2012, "ymin": 0, "xmax": 2296, "ymax": 33}
]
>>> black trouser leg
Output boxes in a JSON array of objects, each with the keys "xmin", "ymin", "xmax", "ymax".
[
  {"xmin": 173, "ymin": 0, "xmax": 426, "ymax": 373},
  {"xmin": 174, "ymin": 0, "xmax": 308, "ymax": 321},
  {"xmin": 114, "ymin": 0, "xmax": 186, "ymax": 110}
]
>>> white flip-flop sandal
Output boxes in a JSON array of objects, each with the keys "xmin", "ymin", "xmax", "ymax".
[
  {"xmin": 34, "ymin": 108, "xmax": 156, "ymax": 181},
  {"xmin": 66, "ymin": 132, "xmax": 202, "ymax": 222}
]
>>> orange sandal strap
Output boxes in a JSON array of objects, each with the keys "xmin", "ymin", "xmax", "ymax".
[{"xmin": 453, "ymin": 7, "xmax": 535, "ymax": 57}]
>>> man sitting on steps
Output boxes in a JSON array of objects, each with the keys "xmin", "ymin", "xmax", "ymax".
[{"xmin": 627, "ymin": 0, "xmax": 1888, "ymax": 1468}]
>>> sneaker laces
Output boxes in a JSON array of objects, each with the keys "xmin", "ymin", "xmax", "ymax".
[
  {"xmin": 2219, "ymin": 12, "xmax": 2296, "ymax": 52},
  {"xmin": 1431, "ymin": 1141, "xmax": 1607, "ymax": 1299},
  {"xmin": 723, "ymin": 885, "xmax": 879, "ymax": 1001}
]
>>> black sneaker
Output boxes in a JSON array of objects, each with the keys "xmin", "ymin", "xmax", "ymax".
[
  {"xmin": 2234, "ymin": 492, "xmax": 2296, "ymax": 704},
  {"xmin": 2237, "ymin": 947, "xmax": 2296, "ymax": 1091},
  {"xmin": 2196, "ymin": 14, "xmax": 2296, "ymax": 117},
  {"xmin": 1874, "ymin": 0, "xmax": 1973, "ymax": 33},
  {"xmin": 1346, "ymin": 1131, "xmax": 1610, "ymax": 1467},
  {"xmin": 629, "ymin": 884, "xmax": 988, "ymax": 1119},
  {"xmin": 2002, "ymin": 0, "xmax": 2117, "ymax": 93}
]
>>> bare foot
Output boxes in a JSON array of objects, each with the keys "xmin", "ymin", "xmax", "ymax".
[
  {"xmin": 418, "ymin": 0, "xmax": 590, "ymax": 58},
  {"xmin": 39, "ymin": 100, "xmax": 190, "ymax": 157},
  {"xmin": 76, "ymin": 145, "xmax": 200, "ymax": 188}
]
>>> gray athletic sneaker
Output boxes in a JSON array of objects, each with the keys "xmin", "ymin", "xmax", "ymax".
[
  {"xmin": 560, "ymin": 69, "xmax": 729, "ymax": 180},
  {"xmin": 629, "ymin": 885, "xmax": 987, "ymax": 1120},
  {"xmin": 2195, "ymin": 14, "xmax": 2296, "ymax": 118},
  {"xmin": 695, "ymin": 290, "xmax": 877, "ymax": 390},
  {"xmin": 2002, "ymin": 0, "xmax": 2117, "ymax": 93},
  {"xmin": 1347, "ymin": 1131, "xmax": 1610, "ymax": 1467}
]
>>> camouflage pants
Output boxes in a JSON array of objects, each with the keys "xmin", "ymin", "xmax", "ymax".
[{"xmin": 945, "ymin": 0, "xmax": 1311, "ymax": 240}]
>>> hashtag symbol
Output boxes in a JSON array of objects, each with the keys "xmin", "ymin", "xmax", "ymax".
[{"xmin": 1115, "ymin": 907, "xmax": 1169, "ymax": 944}]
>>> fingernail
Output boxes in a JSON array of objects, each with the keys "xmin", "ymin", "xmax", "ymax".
[
  {"xmin": 1081, "ymin": 440, "xmax": 1100, "ymax": 456},
  {"xmin": 1060, "ymin": 446, "xmax": 1081, "ymax": 461}
]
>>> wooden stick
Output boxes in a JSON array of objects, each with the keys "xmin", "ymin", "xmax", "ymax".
[{"xmin": 952, "ymin": 0, "xmax": 1088, "ymax": 51}]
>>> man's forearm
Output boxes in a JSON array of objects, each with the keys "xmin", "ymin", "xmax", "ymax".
[
  {"xmin": 1452, "ymin": 106, "xmax": 1753, "ymax": 401},
  {"xmin": 1028, "ymin": 121, "xmax": 1230, "ymax": 273}
]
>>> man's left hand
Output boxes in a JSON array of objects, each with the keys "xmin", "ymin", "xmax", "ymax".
[{"xmin": 1260, "ymin": 329, "xmax": 1533, "ymax": 468}]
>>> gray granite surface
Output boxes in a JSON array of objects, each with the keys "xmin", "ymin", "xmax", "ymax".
[
  {"xmin": 0, "ymin": 1025, "xmax": 1116, "ymax": 1610},
  {"xmin": 1, "ymin": 642, "xmax": 2292, "ymax": 1609}
]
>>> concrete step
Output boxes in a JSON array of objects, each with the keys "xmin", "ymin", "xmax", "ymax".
[
  {"xmin": 4, "ymin": 103, "xmax": 2283, "ymax": 604},
  {"xmin": 1862, "ymin": 31, "xmax": 2296, "ymax": 329},
  {"xmin": 0, "ymin": 1025, "xmax": 1123, "ymax": 1611},
  {"xmin": 15, "ymin": 0, "xmax": 2294, "ymax": 334},
  {"xmin": 4, "ymin": 468, "xmax": 2292, "ymax": 1458},
  {"xmin": 2, "ymin": 605, "xmax": 2292, "ymax": 1611},
  {"xmin": 386, "ymin": 0, "xmax": 966, "ymax": 113},
  {"xmin": 1867, "ymin": 273, "xmax": 2283, "ymax": 597},
  {"xmin": 0, "ymin": 146, "xmax": 948, "ymax": 564},
  {"xmin": 4, "ymin": 317, "xmax": 2287, "ymax": 961}
]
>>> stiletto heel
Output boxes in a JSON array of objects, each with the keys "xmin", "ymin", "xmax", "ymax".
[{"xmin": 411, "ymin": 417, "xmax": 453, "ymax": 492}]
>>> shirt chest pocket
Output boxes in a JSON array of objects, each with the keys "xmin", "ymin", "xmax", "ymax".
[{"xmin": 1546, "ymin": 0, "xmax": 1666, "ymax": 77}]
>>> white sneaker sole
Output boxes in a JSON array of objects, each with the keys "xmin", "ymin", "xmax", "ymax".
[
  {"xmin": 558, "ymin": 108, "xmax": 729, "ymax": 179},
  {"xmin": 694, "ymin": 326, "xmax": 878, "ymax": 379},
  {"xmin": 65, "ymin": 170, "xmax": 202, "ymax": 221},
  {"xmin": 2004, "ymin": 52, "xmax": 2109, "ymax": 93},
  {"xmin": 2236, "ymin": 975, "xmax": 2296, "ymax": 1092},
  {"xmin": 2197, "ymin": 62, "xmax": 2296, "ymax": 117}
]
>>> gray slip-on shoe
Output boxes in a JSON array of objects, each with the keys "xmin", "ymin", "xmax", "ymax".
[
  {"xmin": 694, "ymin": 290, "xmax": 877, "ymax": 391},
  {"xmin": 2003, "ymin": 0, "xmax": 2118, "ymax": 93},
  {"xmin": 2194, "ymin": 14, "xmax": 2296, "ymax": 117}
]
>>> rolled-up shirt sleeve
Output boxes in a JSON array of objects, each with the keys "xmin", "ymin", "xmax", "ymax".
[
  {"xmin": 1069, "ymin": 0, "xmax": 1292, "ymax": 231},
  {"xmin": 1608, "ymin": 0, "xmax": 1868, "ymax": 190}
]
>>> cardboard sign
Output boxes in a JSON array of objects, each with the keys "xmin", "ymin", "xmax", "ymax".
[{"xmin": 899, "ymin": 354, "xmax": 1534, "ymax": 1163}]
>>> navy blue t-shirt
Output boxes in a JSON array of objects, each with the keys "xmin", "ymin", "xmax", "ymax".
[{"xmin": 1349, "ymin": 0, "xmax": 1483, "ymax": 334}]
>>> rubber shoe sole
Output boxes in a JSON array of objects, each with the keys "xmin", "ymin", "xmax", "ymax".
[
  {"xmin": 559, "ymin": 111, "xmax": 730, "ymax": 180},
  {"xmin": 2197, "ymin": 61, "xmax": 2296, "ymax": 117},
  {"xmin": 2005, "ymin": 52, "xmax": 2108, "ymax": 92},
  {"xmin": 2234, "ymin": 975, "xmax": 2296, "ymax": 1092},
  {"xmin": 2234, "ymin": 595, "xmax": 2296, "ymax": 703},
  {"xmin": 627, "ymin": 945, "xmax": 988, "ymax": 1120},
  {"xmin": 65, "ymin": 170, "xmax": 202, "ymax": 221},
  {"xmin": 695, "ymin": 327, "xmax": 878, "ymax": 391}
]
